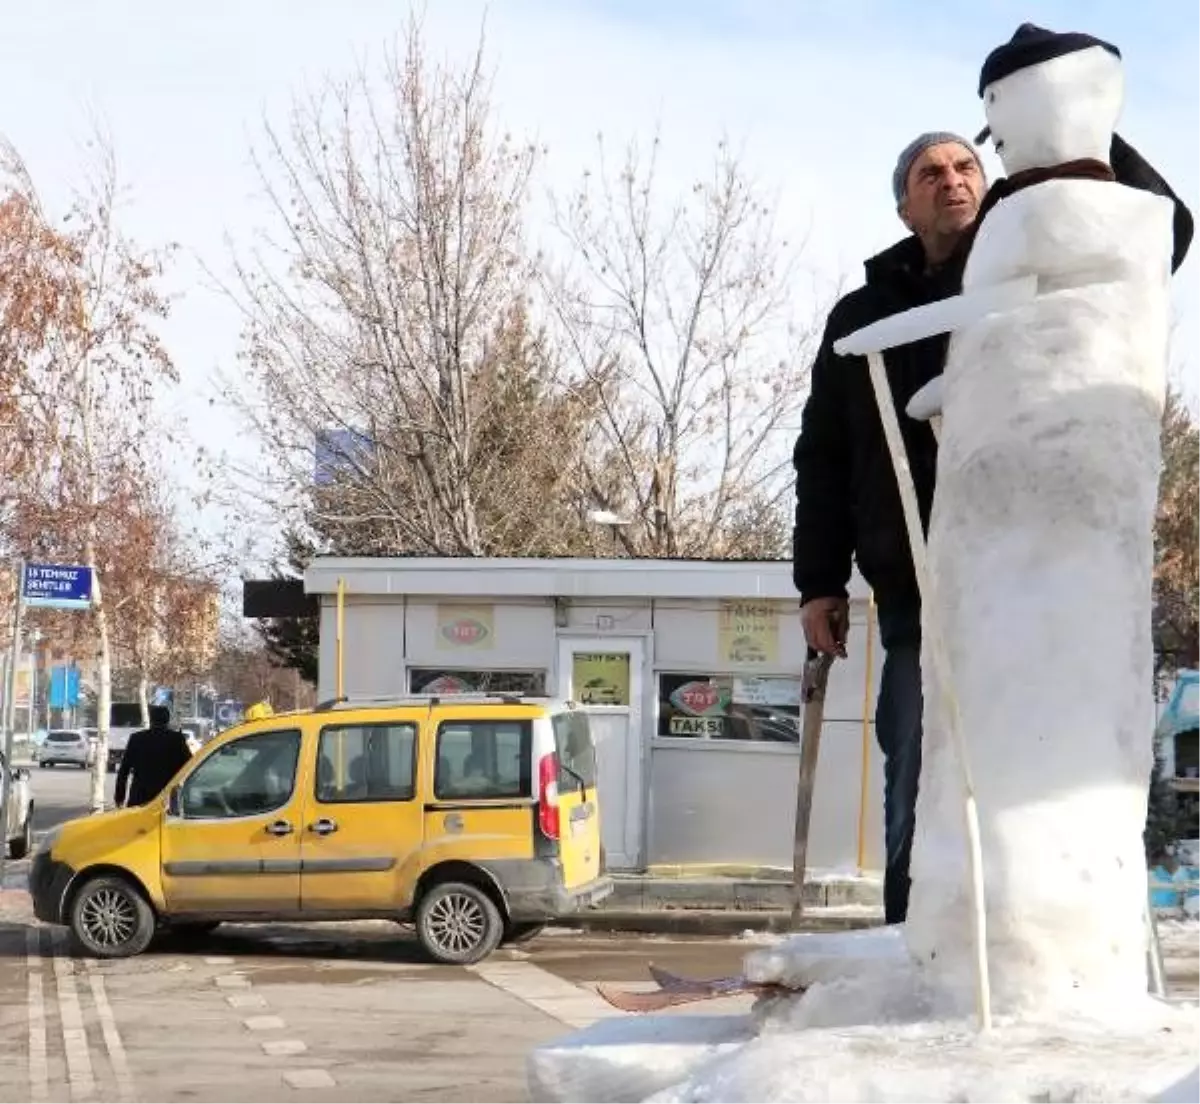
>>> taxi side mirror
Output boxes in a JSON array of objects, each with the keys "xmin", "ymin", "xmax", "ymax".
[{"xmin": 166, "ymin": 786, "xmax": 181, "ymax": 817}]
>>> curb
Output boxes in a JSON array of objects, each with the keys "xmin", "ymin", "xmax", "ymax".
[
  {"xmin": 0, "ymin": 888, "xmax": 33, "ymax": 927},
  {"xmin": 602, "ymin": 876, "xmax": 883, "ymax": 913},
  {"xmin": 553, "ymin": 908, "xmax": 885, "ymax": 936}
]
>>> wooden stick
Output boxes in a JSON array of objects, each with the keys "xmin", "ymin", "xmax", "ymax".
[
  {"xmin": 792, "ymin": 648, "xmax": 834, "ymax": 925},
  {"xmin": 865, "ymin": 350, "xmax": 992, "ymax": 1032}
]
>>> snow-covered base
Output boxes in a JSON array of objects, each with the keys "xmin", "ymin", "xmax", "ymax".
[
  {"xmin": 527, "ymin": 1015, "xmax": 755, "ymax": 1104},
  {"xmin": 528, "ymin": 929, "xmax": 1199, "ymax": 1103},
  {"xmin": 646, "ymin": 1015, "xmax": 1200, "ymax": 1103}
]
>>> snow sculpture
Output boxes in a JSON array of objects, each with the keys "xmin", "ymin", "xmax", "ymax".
[
  {"xmin": 528, "ymin": 23, "xmax": 1198, "ymax": 1102},
  {"xmin": 893, "ymin": 22, "xmax": 1176, "ymax": 1020}
]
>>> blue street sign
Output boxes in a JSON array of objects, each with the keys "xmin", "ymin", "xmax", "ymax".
[
  {"xmin": 48, "ymin": 666, "xmax": 81, "ymax": 709},
  {"xmin": 215, "ymin": 700, "xmax": 244, "ymax": 727},
  {"xmin": 22, "ymin": 564, "xmax": 93, "ymax": 610}
]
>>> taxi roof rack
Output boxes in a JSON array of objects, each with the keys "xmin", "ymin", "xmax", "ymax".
[{"xmin": 315, "ymin": 692, "xmax": 551, "ymax": 711}]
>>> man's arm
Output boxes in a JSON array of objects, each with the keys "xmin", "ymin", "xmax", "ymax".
[
  {"xmin": 114, "ymin": 732, "xmax": 138, "ymax": 807},
  {"xmin": 793, "ymin": 307, "xmax": 856, "ymax": 608}
]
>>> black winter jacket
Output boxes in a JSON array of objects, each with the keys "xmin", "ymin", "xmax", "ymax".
[
  {"xmin": 115, "ymin": 724, "xmax": 193, "ymax": 807},
  {"xmin": 792, "ymin": 236, "xmax": 963, "ymax": 611},
  {"xmin": 792, "ymin": 138, "xmax": 1192, "ymax": 614}
]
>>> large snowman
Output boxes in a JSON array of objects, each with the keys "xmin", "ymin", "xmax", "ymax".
[
  {"xmin": 883, "ymin": 21, "xmax": 1186, "ymax": 1018},
  {"xmin": 527, "ymin": 24, "xmax": 1197, "ymax": 1104},
  {"xmin": 767, "ymin": 20, "xmax": 1193, "ymax": 1027}
]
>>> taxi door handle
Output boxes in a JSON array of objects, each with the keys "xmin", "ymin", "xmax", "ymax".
[
  {"xmin": 308, "ymin": 818, "xmax": 338, "ymax": 836},
  {"xmin": 265, "ymin": 820, "xmax": 294, "ymax": 837}
]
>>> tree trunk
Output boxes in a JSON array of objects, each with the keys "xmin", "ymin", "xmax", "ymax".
[
  {"xmin": 89, "ymin": 569, "xmax": 112, "ymax": 814},
  {"xmin": 137, "ymin": 674, "xmax": 150, "ymax": 727}
]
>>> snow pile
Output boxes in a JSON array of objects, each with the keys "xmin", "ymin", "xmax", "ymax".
[
  {"xmin": 646, "ymin": 1015, "xmax": 1200, "ymax": 1103},
  {"xmin": 527, "ymin": 1015, "xmax": 754, "ymax": 1104}
]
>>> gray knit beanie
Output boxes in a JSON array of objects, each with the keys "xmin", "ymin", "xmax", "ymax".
[{"xmin": 892, "ymin": 131, "xmax": 982, "ymax": 204}]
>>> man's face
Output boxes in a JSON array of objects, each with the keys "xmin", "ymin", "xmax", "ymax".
[{"xmin": 899, "ymin": 142, "xmax": 985, "ymax": 241}]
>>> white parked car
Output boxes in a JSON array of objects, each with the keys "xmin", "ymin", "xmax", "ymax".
[
  {"xmin": 2, "ymin": 751, "xmax": 34, "ymax": 859},
  {"xmin": 35, "ymin": 729, "xmax": 95, "ymax": 769}
]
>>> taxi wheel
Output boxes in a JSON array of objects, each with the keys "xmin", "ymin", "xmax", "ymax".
[
  {"xmin": 416, "ymin": 882, "xmax": 504, "ymax": 965},
  {"xmin": 8, "ymin": 813, "xmax": 33, "ymax": 860},
  {"xmin": 69, "ymin": 876, "xmax": 155, "ymax": 959}
]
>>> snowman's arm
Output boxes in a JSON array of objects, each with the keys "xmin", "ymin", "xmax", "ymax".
[
  {"xmin": 907, "ymin": 377, "xmax": 944, "ymax": 422},
  {"xmin": 832, "ymin": 274, "xmax": 1037, "ymax": 357}
]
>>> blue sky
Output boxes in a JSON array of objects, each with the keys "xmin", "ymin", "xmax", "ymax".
[{"xmin": 1, "ymin": 1, "xmax": 1195, "ymax": 564}]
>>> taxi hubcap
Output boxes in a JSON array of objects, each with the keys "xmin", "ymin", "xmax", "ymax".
[
  {"xmin": 80, "ymin": 888, "xmax": 137, "ymax": 947},
  {"xmin": 427, "ymin": 892, "xmax": 486, "ymax": 953}
]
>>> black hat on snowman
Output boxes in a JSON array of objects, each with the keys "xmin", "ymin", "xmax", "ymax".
[
  {"xmin": 969, "ymin": 22, "xmax": 1194, "ymax": 272},
  {"xmin": 973, "ymin": 23, "xmax": 1120, "ymax": 145}
]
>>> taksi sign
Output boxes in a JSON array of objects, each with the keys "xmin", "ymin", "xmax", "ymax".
[
  {"xmin": 22, "ymin": 564, "xmax": 93, "ymax": 610},
  {"xmin": 667, "ymin": 679, "xmax": 727, "ymax": 737}
]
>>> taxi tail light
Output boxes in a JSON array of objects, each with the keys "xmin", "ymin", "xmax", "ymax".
[{"xmin": 538, "ymin": 752, "xmax": 561, "ymax": 840}]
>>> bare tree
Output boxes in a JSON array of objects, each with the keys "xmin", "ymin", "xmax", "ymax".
[
  {"xmin": 225, "ymin": 18, "xmax": 605, "ymax": 558},
  {"xmin": 546, "ymin": 133, "xmax": 827, "ymax": 558},
  {"xmin": 102, "ymin": 480, "xmax": 220, "ymax": 721},
  {"xmin": 0, "ymin": 135, "xmax": 177, "ymax": 812}
]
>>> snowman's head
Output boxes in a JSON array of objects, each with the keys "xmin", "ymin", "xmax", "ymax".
[{"xmin": 977, "ymin": 24, "xmax": 1123, "ymax": 176}]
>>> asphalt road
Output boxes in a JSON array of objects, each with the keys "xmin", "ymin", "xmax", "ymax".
[
  {"xmin": 0, "ymin": 762, "xmax": 763, "ymax": 1102},
  {"xmin": 1, "ymin": 764, "xmax": 1195, "ymax": 1103}
]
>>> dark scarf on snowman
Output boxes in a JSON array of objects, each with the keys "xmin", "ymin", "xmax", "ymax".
[{"xmin": 955, "ymin": 135, "xmax": 1193, "ymax": 274}]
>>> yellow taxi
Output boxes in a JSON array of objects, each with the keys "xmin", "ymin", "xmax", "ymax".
[{"xmin": 30, "ymin": 695, "xmax": 610, "ymax": 963}]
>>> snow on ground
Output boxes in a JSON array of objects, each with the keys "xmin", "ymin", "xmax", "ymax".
[{"xmin": 644, "ymin": 1014, "xmax": 1200, "ymax": 1103}]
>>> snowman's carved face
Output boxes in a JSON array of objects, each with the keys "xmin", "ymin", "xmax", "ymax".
[{"xmin": 983, "ymin": 46, "xmax": 1123, "ymax": 175}]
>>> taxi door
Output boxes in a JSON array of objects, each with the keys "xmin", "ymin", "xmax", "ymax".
[
  {"xmin": 298, "ymin": 718, "xmax": 425, "ymax": 913},
  {"xmin": 160, "ymin": 726, "xmax": 306, "ymax": 914},
  {"xmin": 549, "ymin": 711, "xmax": 602, "ymax": 888},
  {"xmin": 422, "ymin": 713, "xmax": 538, "ymax": 862}
]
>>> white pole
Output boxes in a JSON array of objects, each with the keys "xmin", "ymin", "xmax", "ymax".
[
  {"xmin": 1145, "ymin": 885, "xmax": 1167, "ymax": 998},
  {"xmin": 864, "ymin": 352, "xmax": 992, "ymax": 1032},
  {"xmin": 0, "ymin": 561, "xmax": 27, "ymax": 889},
  {"xmin": 28, "ymin": 632, "xmax": 39, "ymax": 735}
]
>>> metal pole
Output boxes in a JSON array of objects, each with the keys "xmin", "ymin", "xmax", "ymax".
[
  {"xmin": 335, "ymin": 577, "xmax": 346, "ymax": 700},
  {"xmin": 1146, "ymin": 884, "xmax": 1167, "ymax": 998},
  {"xmin": 28, "ymin": 632, "xmax": 39, "ymax": 735},
  {"xmin": 0, "ymin": 560, "xmax": 28, "ymax": 889},
  {"xmin": 856, "ymin": 592, "xmax": 877, "ymax": 873}
]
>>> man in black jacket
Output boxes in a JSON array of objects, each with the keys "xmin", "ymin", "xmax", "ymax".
[
  {"xmin": 115, "ymin": 705, "xmax": 194, "ymax": 807},
  {"xmin": 793, "ymin": 133, "xmax": 986, "ymax": 925},
  {"xmin": 794, "ymin": 128, "xmax": 1194, "ymax": 927}
]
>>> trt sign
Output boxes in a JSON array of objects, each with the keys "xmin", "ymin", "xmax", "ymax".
[{"xmin": 22, "ymin": 564, "xmax": 94, "ymax": 611}]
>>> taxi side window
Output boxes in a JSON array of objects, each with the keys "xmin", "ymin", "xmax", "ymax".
[
  {"xmin": 180, "ymin": 730, "xmax": 301, "ymax": 819},
  {"xmin": 316, "ymin": 723, "xmax": 416, "ymax": 804},
  {"xmin": 435, "ymin": 720, "xmax": 531, "ymax": 800}
]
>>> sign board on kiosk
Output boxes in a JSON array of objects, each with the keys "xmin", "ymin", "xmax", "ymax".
[{"xmin": 22, "ymin": 564, "xmax": 94, "ymax": 610}]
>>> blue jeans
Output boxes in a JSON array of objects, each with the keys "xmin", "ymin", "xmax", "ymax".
[{"xmin": 875, "ymin": 602, "xmax": 923, "ymax": 924}]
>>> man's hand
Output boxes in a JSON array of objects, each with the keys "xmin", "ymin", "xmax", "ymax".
[{"xmin": 801, "ymin": 597, "xmax": 849, "ymax": 658}]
